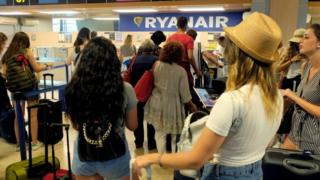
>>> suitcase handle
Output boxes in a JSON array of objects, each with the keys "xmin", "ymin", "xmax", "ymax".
[
  {"xmin": 283, "ymin": 159, "xmax": 320, "ymax": 175},
  {"xmin": 43, "ymin": 73, "xmax": 54, "ymax": 99}
]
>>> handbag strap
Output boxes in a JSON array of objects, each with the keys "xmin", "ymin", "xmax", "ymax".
[
  {"xmin": 127, "ymin": 55, "xmax": 137, "ymax": 74},
  {"xmin": 150, "ymin": 60, "xmax": 159, "ymax": 72}
]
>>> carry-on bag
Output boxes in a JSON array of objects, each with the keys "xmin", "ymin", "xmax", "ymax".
[
  {"xmin": 177, "ymin": 111, "xmax": 208, "ymax": 179},
  {"xmin": 38, "ymin": 73, "xmax": 63, "ymax": 145},
  {"xmin": 6, "ymin": 103, "xmax": 60, "ymax": 180},
  {"xmin": 262, "ymin": 148, "xmax": 320, "ymax": 180},
  {"xmin": 0, "ymin": 75, "xmax": 16, "ymax": 143},
  {"xmin": 43, "ymin": 123, "xmax": 75, "ymax": 180}
]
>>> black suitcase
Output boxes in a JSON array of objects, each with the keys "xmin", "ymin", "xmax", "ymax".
[
  {"xmin": 6, "ymin": 103, "xmax": 60, "ymax": 180},
  {"xmin": 262, "ymin": 148, "xmax": 320, "ymax": 180},
  {"xmin": 38, "ymin": 73, "xmax": 63, "ymax": 145}
]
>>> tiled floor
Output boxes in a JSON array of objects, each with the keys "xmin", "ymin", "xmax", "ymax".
[{"xmin": 0, "ymin": 117, "xmax": 173, "ymax": 180}]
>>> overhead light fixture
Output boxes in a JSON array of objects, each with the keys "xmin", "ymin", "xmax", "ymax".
[
  {"xmin": 53, "ymin": 17, "xmax": 84, "ymax": 21},
  {"xmin": 0, "ymin": 12, "xmax": 31, "ymax": 15},
  {"xmin": 93, "ymin": 17, "xmax": 119, "ymax": 21},
  {"xmin": 113, "ymin": 9, "xmax": 158, "ymax": 13},
  {"xmin": 178, "ymin": 7, "xmax": 225, "ymax": 12},
  {"xmin": 39, "ymin": 11, "xmax": 80, "ymax": 15}
]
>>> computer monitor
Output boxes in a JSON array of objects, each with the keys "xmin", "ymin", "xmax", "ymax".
[{"xmin": 194, "ymin": 88, "xmax": 215, "ymax": 108}]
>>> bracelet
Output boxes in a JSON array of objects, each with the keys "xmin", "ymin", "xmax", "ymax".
[{"xmin": 158, "ymin": 153, "xmax": 164, "ymax": 168}]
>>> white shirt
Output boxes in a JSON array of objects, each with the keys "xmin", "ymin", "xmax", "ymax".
[
  {"xmin": 286, "ymin": 61, "xmax": 302, "ymax": 79},
  {"xmin": 206, "ymin": 84, "xmax": 283, "ymax": 166}
]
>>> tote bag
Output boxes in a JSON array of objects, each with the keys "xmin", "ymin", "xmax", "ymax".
[
  {"xmin": 134, "ymin": 61, "xmax": 157, "ymax": 102},
  {"xmin": 134, "ymin": 70, "xmax": 154, "ymax": 103}
]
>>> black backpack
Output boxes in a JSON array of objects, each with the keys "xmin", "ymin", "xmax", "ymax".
[
  {"xmin": 6, "ymin": 54, "xmax": 38, "ymax": 92},
  {"xmin": 78, "ymin": 119, "xmax": 126, "ymax": 162}
]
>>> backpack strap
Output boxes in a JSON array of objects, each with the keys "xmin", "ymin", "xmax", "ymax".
[{"xmin": 127, "ymin": 55, "xmax": 137, "ymax": 74}]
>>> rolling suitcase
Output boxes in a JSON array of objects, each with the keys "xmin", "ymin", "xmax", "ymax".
[
  {"xmin": 38, "ymin": 73, "xmax": 63, "ymax": 145},
  {"xmin": 262, "ymin": 148, "xmax": 320, "ymax": 180},
  {"xmin": 6, "ymin": 103, "xmax": 60, "ymax": 180}
]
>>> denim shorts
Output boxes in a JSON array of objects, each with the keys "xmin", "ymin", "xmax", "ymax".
[
  {"xmin": 201, "ymin": 160, "xmax": 262, "ymax": 180},
  {"xmin": 72, "ymin": 137, "xmax": 131, "ymax": 179}
]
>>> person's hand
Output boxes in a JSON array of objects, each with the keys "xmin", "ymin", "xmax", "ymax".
[
  {"xmin": 281, "ymin": 88, "xmax": 295, "ymax": 99},
  {"xmin": 47, "ymin": 63, "xmax": 53, "ymax": 69},
  {"xmin": 44, "ymin": 63, "xmax": 53, "ymax": 70},
  {"xmin": 190, "ymin": 102, "xmax": 198, "ymax": 112},
  {"xmin": 218, "ymin": 62, "xmax": 224, "ymax": 68},
  {"xmin": 133, "ymin": 154, "xmax": 157, "ymax": 177},
  {"xmin": 196, "ymin": 69, "xmax": 202, "ymax": 77}
]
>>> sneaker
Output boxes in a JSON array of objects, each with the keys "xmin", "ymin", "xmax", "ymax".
[
  {"xmin": 16, "ymin": 143, "xmax": 28, "ymax": 152},
  {"xmin": 31, "ymin": 141, "xmax": 42, "ymax": 151}
]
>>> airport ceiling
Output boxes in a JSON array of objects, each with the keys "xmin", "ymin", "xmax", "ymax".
[
  {"xmin": 0, "ymin": 0, "xmax": 250, "ymax": 18},
  {"xmin": 0, "ymin": 0, "xmax": 319, "ymax": 22}
]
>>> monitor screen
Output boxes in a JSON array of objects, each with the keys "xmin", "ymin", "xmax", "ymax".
[{"xmin": 194, "ymin": 88, "xmax": 215, "ymax": 108}]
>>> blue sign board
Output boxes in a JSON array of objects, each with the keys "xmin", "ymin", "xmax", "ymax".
[
  {"xmin": 119, "ymin": 12, "xmax": 243, "ymax": 32},
  {"xmin": 39, "ymin": 0, "xmax": 59, "ymax": 3}
]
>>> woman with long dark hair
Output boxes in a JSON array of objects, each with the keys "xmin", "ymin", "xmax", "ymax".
[
  {"xmin": 65, "ymin": 37, "xmax": 138, "ymax": 179},
  {"xmin": 66, "ymin": 27, "xmax": 90, "ymax": 72},
  {"xmin": 1, "ymin": 32, "xmax": 49, "ymax": 150},
  {"xmin": 282, "ymin": 24, "xmax": 320, "ymax": 154}
]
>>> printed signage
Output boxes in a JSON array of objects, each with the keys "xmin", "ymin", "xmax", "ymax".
[{"xmin": 119, "ymin": 12, "xmax": 243, "ymax": 32}]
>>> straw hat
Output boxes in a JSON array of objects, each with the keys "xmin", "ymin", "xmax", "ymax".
[
  {"xmin": 224, "ymin": 12, "xmax": 282, "ymax": 64},
  {"xmin": 289, "ymin": 28, "xmax": 306, "ymax": 43}
]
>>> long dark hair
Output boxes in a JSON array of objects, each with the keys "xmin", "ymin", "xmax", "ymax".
[
  {"xmin": 287, "ymin": 42, "xmax": 300, "ymax": 59},
  {"xmin": 74, "ymin": 27, "xmax": 90, "ymax": 54},
  {"xmin": 65, "ymin": 37, "xmax": 124, "ymax": 127},
  {"xmin": 1, "ymin": 32, "xmax": 30, "ymax": 64},
  {"xmin": 310, "ymin": 23, "xmax": 320, "ymax": 41}
]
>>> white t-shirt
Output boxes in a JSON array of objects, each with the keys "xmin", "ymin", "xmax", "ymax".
[{"xmin": 206, "ymin": 84, "xmax": 283, "ymax": 166}]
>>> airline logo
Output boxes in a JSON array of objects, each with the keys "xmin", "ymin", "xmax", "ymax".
[{"xmin": 119, "ymin": 12, "xmax": 243, "ymax": 31}]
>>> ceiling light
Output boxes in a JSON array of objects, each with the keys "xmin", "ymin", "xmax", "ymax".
[
  {"xmin": 93, "ymin": 17, "xmax": 119, "ymax": 21},
  {"xmin": 113, "ymin": 9, "xmax": 158, "ymax": 13},
  {"xmin": 39, "ymin": 11, "xmax": 79, "ymax": 15},
  {"xmin": 0, "ymin": 12, "xmax": 31, "ymax": 15},
  {"xmin": 53, "ymin": 17, "xmax": 84, "ymax": 21},
  {"xmin": 178, "ymin": 7, "xmax": 225, "ymax": 12}
]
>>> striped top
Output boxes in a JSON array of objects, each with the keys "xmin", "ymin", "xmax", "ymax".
[
  {"xmin": 290, "ymin": 63, "xmax": 320, "ymax": 154},
  {"xmin": 297, "ymin": 63, "xmax": 320, "ymax": 105}
]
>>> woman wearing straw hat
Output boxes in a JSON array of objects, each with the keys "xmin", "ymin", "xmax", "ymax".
[
  {"xmin": 277, "ymin": 28, "xmax": 308, "ymax": 91},
  {"xmin": 281, "ymin": 24, "xmax": 320, "ymax": 154},
  {"xmin": 133, "ymin": 12, "xmax": 283, "ymax": 180}
]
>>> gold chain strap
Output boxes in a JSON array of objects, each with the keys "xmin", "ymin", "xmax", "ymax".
[{"xmin": 82, "ymin": 122, "xmax": 112, "ymax": 148}]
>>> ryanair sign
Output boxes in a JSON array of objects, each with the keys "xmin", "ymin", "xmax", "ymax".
[{"xmin": 119, "ymin": 12, "xmax": 243, "ymax": 32}]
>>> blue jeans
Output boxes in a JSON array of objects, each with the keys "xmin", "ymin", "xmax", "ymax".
[
  {"xmin": 72, "ymin": 136, "xmax": 131, "ymax": 179},
  {"xmin": 201, "ymin": 160, "xmax": 262, "ymax": 180}
]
